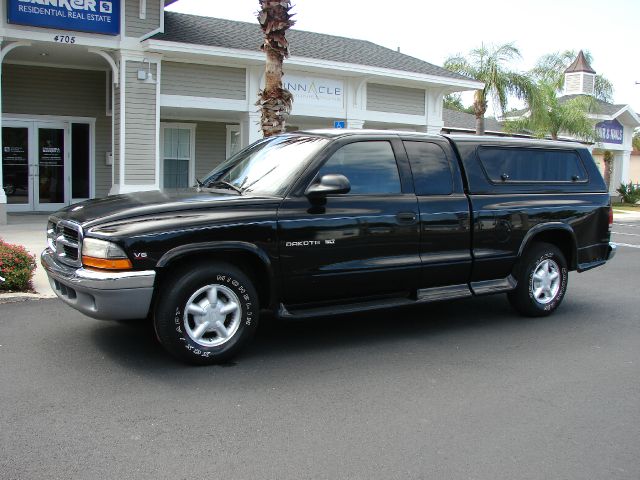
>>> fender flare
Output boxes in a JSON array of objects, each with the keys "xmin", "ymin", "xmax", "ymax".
[
  {"xmin": 156, "ymin": 241, "xmax": 276, "ymax": 306},
  {"xmin": 517, "ymin": 222, "xmax": 578, "ymax": 268}
]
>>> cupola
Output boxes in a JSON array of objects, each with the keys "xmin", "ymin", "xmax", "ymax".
[{"xmin": 564, "ymin": 50, "xmax": 596, "ymax": 96}]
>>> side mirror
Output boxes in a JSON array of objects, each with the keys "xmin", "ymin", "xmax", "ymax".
[{"xmin": 305, "ymin": 174, "xmax": 351, "ymax": 198}]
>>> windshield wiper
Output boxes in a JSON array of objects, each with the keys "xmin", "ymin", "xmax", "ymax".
[{"xmin": 205, "ymin": 180, "xmax": 244, "ymax": 194}]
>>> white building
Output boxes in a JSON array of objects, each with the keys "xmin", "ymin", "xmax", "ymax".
[
  {"xmin": 506, "ymin": 51, "xmax": 640, "ymax": 194},
  {"xmin": 0, "ymin": 0, "xmax": 482, "ymax": 223}
]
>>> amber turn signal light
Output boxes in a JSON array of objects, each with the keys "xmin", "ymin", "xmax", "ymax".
[{"xmin": 82, "ymin": 256, "xmax": 133, "ymax": 270}]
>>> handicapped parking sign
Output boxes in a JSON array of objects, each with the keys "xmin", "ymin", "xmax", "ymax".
[{"xmin": 334, "ymin": 121, "xmax": 346, "ymax": 129}]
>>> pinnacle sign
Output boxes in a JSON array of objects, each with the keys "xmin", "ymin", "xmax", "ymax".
[{"xmin": 7, "ymin": 0, "xmax": 120, "ymax": 35}]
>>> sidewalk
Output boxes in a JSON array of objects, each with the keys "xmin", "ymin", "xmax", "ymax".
[
  {"xmin": 612, "ymin": 208, "xmax": 640, "ymax": 222},
  {"xmin": 1, "ymin": 214, "xmax": 54, "ymax": 299}
]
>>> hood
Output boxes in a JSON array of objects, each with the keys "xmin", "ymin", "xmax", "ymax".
[{"xmin": 53, "ymin": 190, "xmax": 281, "ymax": 227}]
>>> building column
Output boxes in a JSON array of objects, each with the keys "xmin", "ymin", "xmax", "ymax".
[
  {"xmin": 611, "ymin": 150, "xmax": 632, "ymax": 195},
  {"xmin": 109, "ymin": 54, "xmax": 160, "ymax": 195},
  {"xmin": 424, "ymin": 89, "xmax": 445, "ymax": 135},
  {"xmin": 241, "ymin": 111, "xmax": 262, "ymax": 148},
  {"xmin": 0, "ymin": 55, "xmax": 6, "ymax": 224}
]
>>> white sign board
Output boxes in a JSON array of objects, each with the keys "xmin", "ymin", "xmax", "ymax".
[{"xmin": 283, "ymin": 74, "xmax": 344, "ymax": 109}]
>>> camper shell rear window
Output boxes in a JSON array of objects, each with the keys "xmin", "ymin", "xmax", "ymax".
[{"xmin": 478, "ymin": 146, "xmax": 588, "ymax": 184}]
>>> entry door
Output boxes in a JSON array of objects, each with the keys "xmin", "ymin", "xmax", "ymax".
[
  {"xmin": 2, "ymin": 121, "xmax": 70, "ymax": 212},
  {"xmin": 2, "ymin": 124, "xmax": 31, "ymax": 210},
  {"xmin": 35, "ymin": 122, "xmax": 69, "ymax": 211}
]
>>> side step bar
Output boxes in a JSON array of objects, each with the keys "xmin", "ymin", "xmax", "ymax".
[
  {"xmin": 279, "ymin": 284, "xmax": 472, "ymax": 320},
  {"xmin": 278, "ymin": 276, "xmax": 519, "ymax": 320}
]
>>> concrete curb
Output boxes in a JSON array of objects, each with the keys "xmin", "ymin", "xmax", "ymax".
[{"xmin": 0, "ymin": 292, "xmax": 52, "ymax": 303}]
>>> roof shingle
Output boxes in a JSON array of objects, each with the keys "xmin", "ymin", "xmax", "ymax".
[
  {"xmin": 442, "ymin": 108, "xmax": 503, "ymax": 132},
  {"xmin": 565, "ymin": 51, "xmax": 596, "ymax": 74},
  {"xmin": 153, "ymin": 12, "xmax": 473, "ymax": 81}
]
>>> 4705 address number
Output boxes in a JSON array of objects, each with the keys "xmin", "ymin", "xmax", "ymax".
[{"xmin": 53, "ymin": 35, "xmax": 76, "ymax": 44}]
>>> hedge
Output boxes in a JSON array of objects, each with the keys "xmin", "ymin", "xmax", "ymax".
[{"xmin": 0, "ymin": 240, "xmax": 37, "ymax": 292}]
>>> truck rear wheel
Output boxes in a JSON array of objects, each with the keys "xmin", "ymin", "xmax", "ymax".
[
  {"xmin": 508, "ymin": 242, "xmax": 568, "ymax": 317},
  {"xmin": 154, "ymin": 262, "xmax": 259, "ymax": 365}
]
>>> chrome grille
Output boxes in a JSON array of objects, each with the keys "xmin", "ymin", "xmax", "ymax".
[{"xmin": 47, "ymin": 218, "xmax": 83, "ymax": 268}]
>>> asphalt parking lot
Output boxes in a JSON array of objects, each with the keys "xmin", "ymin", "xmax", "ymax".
[{"xmin": 1, "ymin": 225, "xmax": 639, "ymax": 480}]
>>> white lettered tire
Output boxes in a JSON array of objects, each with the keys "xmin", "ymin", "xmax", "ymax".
[
  {"xmin": 154, "ymin": 262, "xmax": 259, "ymax": 365},
  {"xmin": 508, "ymin": 242, "xmax": 568, "ymax": 317}
]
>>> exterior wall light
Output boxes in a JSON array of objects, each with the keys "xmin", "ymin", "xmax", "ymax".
[{"xmin": 137, "ymin": 58, "xmax": 156, "ymax": 84}]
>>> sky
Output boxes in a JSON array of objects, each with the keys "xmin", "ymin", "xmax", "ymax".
[{"xmin": 167, "ymin": 0, "xmax": 640, "ymax": 115}]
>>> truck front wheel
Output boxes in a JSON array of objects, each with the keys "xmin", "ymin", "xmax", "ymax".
[
  {"xmin": 508, "ymin": 242, "xmax": 568, "ymax": 317},
  {"xmin": 154, "ymin": 262, "xmax": 259, "ymax": 365}
]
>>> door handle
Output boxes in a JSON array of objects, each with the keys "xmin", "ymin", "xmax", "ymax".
[{"xmin": 396, "ymin": 212, "xmax": 417, "ymax": 223}]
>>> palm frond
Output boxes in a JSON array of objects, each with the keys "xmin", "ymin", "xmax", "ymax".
[{"xmin": 594, "ymin": 75, "xmax": 614, "ymax": 103}]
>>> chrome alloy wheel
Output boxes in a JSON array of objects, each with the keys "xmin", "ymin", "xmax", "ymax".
[
  {"xmin": 531, "ymin": 258, "xmax": 561, "ymax": 305},
  {"xmin": 184, "ymin": 284, "xmax": 242, "ymax": 347}
]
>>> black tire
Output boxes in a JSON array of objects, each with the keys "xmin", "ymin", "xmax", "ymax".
[
  {"xmin": 508, "ymin": 242, "xmax": 568, "ymax": 317},
  {"xmin": 154, "ymin": 262, "xmax": 259, "ymax": 365}
]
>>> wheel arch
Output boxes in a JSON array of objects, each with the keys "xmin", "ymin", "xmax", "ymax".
[
  {"xmin": 518, "ymin": 223, "xmax": 578, "ymax": 270},
  {"xmin": 156, "ymin": 242, "xmax": 276, "ymax": 310}
]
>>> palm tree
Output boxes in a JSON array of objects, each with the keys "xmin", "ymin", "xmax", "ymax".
[
  {"xmin": 530, "ymin": 50, "xmax": 613, "ymax": 102},
  {"xmin": 633, "ymin": 129, "xmax": 640, "ymax": 152},
  {"xmin": 504, "ymin": 81, "xmax": 596, "ymax": 141},
  {"xmin": 444, "ymin": 43, "xmax": 537, "ymax": 135},
  {"xmin": 256, "ymin": 0, "xmax": 295, "ymax": 137}
]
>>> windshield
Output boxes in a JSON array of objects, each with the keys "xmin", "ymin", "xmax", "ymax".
[{"xmin": 200, "ymin": 135, "xmax": 329, "ymax": 196}]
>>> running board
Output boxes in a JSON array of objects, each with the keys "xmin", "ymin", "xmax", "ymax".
[
  {"xmin": 470, "ymin": 275, "xmax": 517, "ymax": 295},
  {"xmin": 279, "ymin": 284, "xmax": 472, "ymax": 319}
]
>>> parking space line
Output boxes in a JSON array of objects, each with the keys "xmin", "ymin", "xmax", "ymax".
[
  {"xmin": 613, "ymin": 223, "xmax": 640, "ymax": 228},
  {"xmin": 614, "ymin": 242, "xmax": 640, "ymax": 249},
  {"xmin": 612, "ymin": 231, "xmax": 640, "ymax": 237}
]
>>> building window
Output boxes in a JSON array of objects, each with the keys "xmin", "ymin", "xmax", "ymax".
[
  {"xmin": 162, "ymin": 124, "xmax": 195, "ymax": 189},
  {"xmin": 226, "ymin": 125, "xmax": 241, "ymax": 159}
]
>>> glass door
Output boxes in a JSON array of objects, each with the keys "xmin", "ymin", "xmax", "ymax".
[
  {"xmin": 2, "ymin": 121, "xmax": 70, "ymax": 212},
  {"xmin": 2, "ymin": 124, "xmax": 31, "ymax": 210},
  {"xmin": 35, "ymin": 123, "xmax": 69, "ymax": 211}
]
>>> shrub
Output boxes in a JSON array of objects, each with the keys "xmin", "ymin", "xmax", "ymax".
[
  {"xmin": 617, "ymin": 182, "xmax": 640, "ymax": 204},
  {"xmin": 0, "ymin": 240, "xmax": 37, "ymax": 292}
]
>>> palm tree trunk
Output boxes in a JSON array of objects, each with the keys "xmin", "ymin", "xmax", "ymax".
[
  {"xmin": 257, "ymin": 1, "xmax": 295, "ymax": 138},
  {"xmin": 473, "ymin": 90, "xmax": 487, "ymax": 135},
  {"xmin": 475, "ymin": 116, "xmax": 485, "ymax": 135},
  {"xmin": 603, "ymin": 151, "xmax": 613, "ymax": 191}
]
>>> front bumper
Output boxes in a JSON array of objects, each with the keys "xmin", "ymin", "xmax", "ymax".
[{"xmin": 41, "ymin": 249, "xmax": 156, "ymax": 321}]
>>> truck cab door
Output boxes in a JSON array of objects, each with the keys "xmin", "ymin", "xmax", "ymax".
[
  {"xmin": 402, "ymin": 140, "xmax": 472, "ymax": 290},
  {"xmin": 277, "ymin": 139, "xmax": 421, "ymax": 306}
]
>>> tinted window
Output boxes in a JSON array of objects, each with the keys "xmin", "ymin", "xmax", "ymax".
[
  {"xmin": 318, "ymin": 141, "xmax": 401, "ymax": 194},
  {"xmin": 404, "ymin": 141, "xmax": 453, "ymax": 195},
  {"xmin": 478, "ymin": 147, "xmax": 588, "ymax": 183}
]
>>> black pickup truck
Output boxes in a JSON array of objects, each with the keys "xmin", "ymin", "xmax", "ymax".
[{"xmin": 42, "ymin": 130, "xmax": 616, "ymax": 364}]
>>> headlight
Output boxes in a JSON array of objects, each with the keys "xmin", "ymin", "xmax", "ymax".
[{"xmin": 82, "ymin": 238, "xmax": 132, "ymax": 270}]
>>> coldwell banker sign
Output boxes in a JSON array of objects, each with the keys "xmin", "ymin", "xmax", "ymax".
[
  {"xmin": 283, "ymin": 74, "xmax": 344, "ymax": 109},
  {"xmin": 595, "ymin": 119, "xmax": 624, "ymax": 145},
  {"xmin": 7, "ymin": 0, "xmax": 120, "ymax": 36}
]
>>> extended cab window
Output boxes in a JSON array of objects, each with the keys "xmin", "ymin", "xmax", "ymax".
[
  {"xmin": 478, "ymin": 147, "xmax": 588, "ymax": 183},
  {"xmin": 318, "ymin": 141, "xmax": 401, "ymax": 194},
  {"xmin": 404, "ymin": 141, "xmax": 453, "ymax": 195}
]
